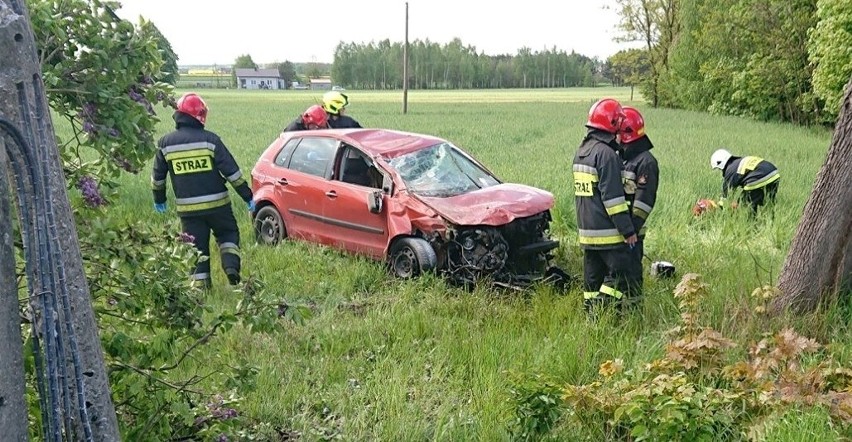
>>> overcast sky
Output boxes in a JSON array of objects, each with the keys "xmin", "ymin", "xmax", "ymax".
[{"xmin": 114, "ymin": 0, "xmax": 636, "ymax": 66}]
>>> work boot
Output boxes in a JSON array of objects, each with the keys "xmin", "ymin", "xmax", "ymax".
[{"xmin": 225, "ymin": 268, "xmax": 241, "ymax": 285}]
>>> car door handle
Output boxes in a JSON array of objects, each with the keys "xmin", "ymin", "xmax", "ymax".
[
  {"xmin": 277, "ymin": 178, "xmax": 288, "ymax": 185},
  {"xmin": 325, "ymin": 190, "xmax": 337, "ymax": 198}
]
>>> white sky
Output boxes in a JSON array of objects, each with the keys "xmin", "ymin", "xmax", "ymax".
[{"xmin": 115, "ymin": 0, "xmax": 636, "ymax": 66}]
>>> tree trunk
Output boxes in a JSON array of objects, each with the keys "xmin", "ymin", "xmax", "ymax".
[
  {"xmin": 0, "ymin": 0, "xmax": 120, "ymax": 439},
  {"xmin": 0, "ymin": 140, "xmax": 28, "ymax": 441},
  {"xmin": 772, "ymin": 77, "xmax": 852, "ymax": 313}
]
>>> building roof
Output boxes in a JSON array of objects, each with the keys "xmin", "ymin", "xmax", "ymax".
[{"xmin": 235, "ymin": 68, "xmax": 281, "ymax": 78}]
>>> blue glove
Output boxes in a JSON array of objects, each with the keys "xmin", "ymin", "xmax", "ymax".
[
  {"xmin": 247, "ymin": 200, "xmax": 255, "ymax": 212},
  {"xmin": 154, "ymin": 202, "xmax": 166, "ymax": 213}
]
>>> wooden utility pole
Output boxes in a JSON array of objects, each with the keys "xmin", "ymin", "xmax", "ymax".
[
  {"xmin": 0, "ymin": 0, "xmax": 120, "ymax": 439},
  {"xmin": 403, "ymin": 2, "xmax": 409, "ymax": 114}
]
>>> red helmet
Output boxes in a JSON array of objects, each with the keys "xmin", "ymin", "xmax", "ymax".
[
  {"xmin": 619, "ymin": 106, "xmax": 645, "ymax": 144},
  {"xmin": 176, "ymin": 93, "xmax": 208, "ymax": 125},
  {"xmin": 586, "ymin": 98, "xmax": 625, "ymax": 133},
  {"xmin": 302, "ymin": 105, "xmax": 329, "ymax": 129}
]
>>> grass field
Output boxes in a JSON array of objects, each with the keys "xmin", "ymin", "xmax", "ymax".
[{"xmin": 99, "ymin": 87, "xmax": 851, "ymax": 440}]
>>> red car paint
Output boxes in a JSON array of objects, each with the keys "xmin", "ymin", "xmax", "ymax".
[{"xmin": 251, "ymin": 128, "xmax": 556, "ymax": 271}]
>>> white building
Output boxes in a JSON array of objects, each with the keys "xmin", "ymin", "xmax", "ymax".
[{"xmin": 235, "ymin": 68, "xmax": 283, "ymax": 90}]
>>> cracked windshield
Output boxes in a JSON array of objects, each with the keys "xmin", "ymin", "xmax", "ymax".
[{"xmin": 387, "ymin": 143, "xmax": 500, "ymax": 197}]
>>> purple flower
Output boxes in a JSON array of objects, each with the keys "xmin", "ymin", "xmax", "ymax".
[
  {"xmin": 128, "ymin": 90, "xmax": 144, "ymax": 102},
  {"xmin": 76, "ymin": 175, "xmax": 104, "ymax": 208},
  {"xmin": 108, "ymin": 128, "xmax": 120, "ymax": 138},
  {"xmin": 155, "ymin": 91, "xmax": 167, "ymax": 103},
  {"xmin": 178, "ymin": 232, "xmax": 195, "ymax": 243},
  {"xmin": 217, "ymin": 434, "xmax": 228, "ymax": 442},
  {"xmin": 82, "ymin": 121, "xmax": 95, "ymax": 134},
  {"xmin": 82, "ymin": 102, "xmax": 96, "ymax": 117}
]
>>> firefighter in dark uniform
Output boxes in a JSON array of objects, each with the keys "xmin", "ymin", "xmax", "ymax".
[
  {"xmin": 322, "ymin": 91, "xmax": 363, "ymax": 128},
  {"xmin": 283, "ymin": 104, "xmax": 329, "ymax": 132},
  {"xmin": 618, "ymin": 106, "xmax": 659, "ymax": 290},
  {"xmin": 710, "ymin": 148, "xmax": 780, "ymax": 213},
  {"xmin": 151, "ymin": 93, "xmax": 254, "ymax": 288},
  {"xmin": 573, "ymin": 98, "xmax": 641, "ymax": 314}
]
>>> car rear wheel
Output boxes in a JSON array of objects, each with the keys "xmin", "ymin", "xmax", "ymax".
[
  {"xmin": 389, "ymin": 237, "xmax": 437, "ymax": 278},
  {"xmin": 254, "ymin": 205, "xmax": 286, "ymax": 245}
]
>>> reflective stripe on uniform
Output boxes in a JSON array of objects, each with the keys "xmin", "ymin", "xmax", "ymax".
[
  {"xmin": 633, "ymin": 200, "xmax": 653, "ymax": 215},
  {"xmin": 151, "ymin": 177, "xmax": 166, "ymax": 190},
  {"xmin": 573, "ymin": 164, "xmax": 598, "ymax": 176},
  {"xmin": 578, "ymin": 228, "xmax": 624, "ymax": 246},
  {"xmin": 742, "ymin": 170, "xmax": 780, "ymax": 191},
  {"xmin": 161, "ymin": 141, "xmax": 216, "ymax": 156},
  {"xmin": 219, "ymin": 242, "xmax": 240, "ymax": 256},
  {"xmin": 583, "ymin": 291, "xmax": 600, "ymax": 300},
  {"xmin": 191, "ymin": 272, "xmax": 210, "ymax": 280},
  {"xmin": 226, "ymin": 171, "xmax": 247, "ymax": 187},
  {"xmin": 599, "ymin": 285, "xmax": 624, "ymax": 299},
  {"xmin": 175, "ymin": 191, "xmax": 230, "ymax": 213},
  {"xmin": 621, "ymin": 171, "xmax": 636, "ymax": 181},
  {"xmin": 736, "ymin": 156, "xmax": 763, "ymax": 175},
  {"xmin": 164, "ymin": 148, "xmax": 215, "ymax": 162},
  {"xmin": 603, "ymin": 196, "xmax": 629, "ymax": 215}
]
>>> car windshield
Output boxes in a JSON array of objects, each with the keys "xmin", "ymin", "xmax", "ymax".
[{"xmin": 387, "ymin": 142, "xmax": 500, "ymax": 197}]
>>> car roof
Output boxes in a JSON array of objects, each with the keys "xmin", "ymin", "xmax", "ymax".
[{"xmin": 284, "ymin": 128, "xmax": 446, "ymax": 158}]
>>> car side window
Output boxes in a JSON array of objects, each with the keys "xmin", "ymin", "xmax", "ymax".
[
  {"xmin": 274, "ymin": 138, "xmax": 300, "ymax": 167},
  {"xmin": 288, "ymin": 137, "xmax": 338, "ymax": 178},
  {"xmin": 336, "ymin": 145, "xmax": 382, "ymax": 189}
]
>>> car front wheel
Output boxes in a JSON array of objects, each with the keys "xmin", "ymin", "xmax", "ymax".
[
  {"xmin": 254, "ymin": 205, "xmax": 286, "ymax": 245},
  {"xmin": 389, "ymin": 237, "xmax": 437, "ymax": 278}
]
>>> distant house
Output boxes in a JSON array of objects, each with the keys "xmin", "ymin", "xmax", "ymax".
[
  {"xmin": 309, "ymin": 77, "xmax": 333, "ymax": 90},
  {"xmin": 235, "ymin": 68, "xmax": 283, "ymax": 90}
]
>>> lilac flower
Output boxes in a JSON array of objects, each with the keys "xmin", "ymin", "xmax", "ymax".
[
  {"xmin": 217, "ymin": 434, "xmax": 228, "ymax": 442},
  {"xmin": 82, "ymin": 102, "xmax": 96, "ymax": 117},
  {"xmin": 82, "ymin": 121, "xmax": 95, "ymax": 134},
  {"xmin": 108, "ymin": 128, "xmax": 120, "ymax": 138},
  {"xmin": 178, "ymin": 232, "xmax": 195, "ymax": 243},
  {"xmin": 155, "ymin": 91, "xmax": 167, "ymax": 103},
  {"xmin": 76, "ymin": 175, "xmax": 104, "ymax": 208},
  {"xmin": 128, "ymin": 90, "xmax": 145, "ymax": 102}
]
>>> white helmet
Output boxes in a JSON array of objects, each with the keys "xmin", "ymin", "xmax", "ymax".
[{"xmin": 710, "ymin": 148, "xmax": 732, "ymax": 170}]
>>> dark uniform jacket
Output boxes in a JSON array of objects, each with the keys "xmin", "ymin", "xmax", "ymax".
[
  {"xmin": 283, "ymin": 117, "xmax": 309, "ymax": 132},
  {"xmin": 721, "ymin": 156, "xmax": 780, "ymax": 197},
  {"xmin": 573, "ymin": 129, "xmax": 635, "ymax": 250},
  {"xmin": 151, "ymin": 113, "xmax": 253, "ymax": 217},
  {"xmin": 328, "ymin": 114, "xmax": 362, "ymax": 129},
  {"xmin": 621, "ymin": 135, "xmax": 659, "ymax": 238}
]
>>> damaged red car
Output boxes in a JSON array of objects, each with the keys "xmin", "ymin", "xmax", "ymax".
[{"xmin": 251, "ymin": 128, "xmax": 563, "ymax": 287}]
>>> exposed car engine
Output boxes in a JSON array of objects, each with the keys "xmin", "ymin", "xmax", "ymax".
[{"xmin": 442, "ymin": 211, "xmax": 559, "ymax": 287}]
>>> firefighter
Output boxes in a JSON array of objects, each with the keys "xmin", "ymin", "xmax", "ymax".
[
  {"xmin": 710, "ymin": 148, "xmax": 780, "ymax": 213},
  {"xmin": 573, "ymin": 98, "xmax": 641, "ymax": 315},
  {"xmin": 283, "ymin": 104, "xmax": 329, "ymax": 132},
  {"xmin": 322, "ymin": 91, "xmax": 362, "ymax": 128},
  {"xmin": 618, "ymin": 106, "xmax": 659, "ymax": 290},
  {"xmin": 151, "ymin": 93, "xmax": 254, "ymax": 288}
]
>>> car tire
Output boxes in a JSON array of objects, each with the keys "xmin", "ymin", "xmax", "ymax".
[
  {"xmin": 254, "ymin": 205, "xmax": 286, "ymax": 245},
  {"xmin": 389, "ymin": 237, "xmax": 437, "ymax": 278}
]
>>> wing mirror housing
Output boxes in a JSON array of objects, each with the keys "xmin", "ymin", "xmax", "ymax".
[{"xmin": 367, "ymin": 190, "xmax": 383, "ymax": 214}]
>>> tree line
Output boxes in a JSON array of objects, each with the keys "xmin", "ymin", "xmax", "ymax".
[
  {"xmin": 608, "ymin": 0, "xmax": 852, "ymax": 125},
  {"xmin": 330, "ymin": 38, "xmax": 601, "ymax": 90}
]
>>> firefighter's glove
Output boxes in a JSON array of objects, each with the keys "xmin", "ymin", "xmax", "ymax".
[
  {"xmin": 247, "ymin": 200, "xmax": 256, "ymax": 212},
  {"xmin": 154, "ymin": 202, "xmax": 167, "ymax": 213}
]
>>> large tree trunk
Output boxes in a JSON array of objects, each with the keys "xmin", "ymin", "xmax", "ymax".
[
  {"xmin": 0, "ymin": 140, "xmax": 28, "ymax": 441},
  {"xmin": 773, "ymin": 77, "xmax": 852, "ymax": 313},
  {"xmin": 0, "ymin": 0, "xmax": 120, "ymax": 439}
]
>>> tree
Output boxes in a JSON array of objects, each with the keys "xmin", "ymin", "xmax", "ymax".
[
  {"xmin": 808, "ymin": 0, "xmax": 852, "ymax": 123},
  {"xmin": 608, "ymin": 48, "xmax": 651, "ymax": 99},
  {"xmin": 140, "ymin": 21, "xmax": 179, "ymax": 85},
  {"xmin": 773, "ymin": 77, "xmax": 852, "ymax": 313},
  {"xmin": 232, "ymin": 54, "xmax": 258, "ymax": 87},
  {"xmin": 267, "ymin": 60, "xmax": 296, "ymax": 87}
]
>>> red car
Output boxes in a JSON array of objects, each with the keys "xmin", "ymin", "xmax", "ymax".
[{"xmin": 251, "ymin": 129, "xmax": 562, "ymax": 287}]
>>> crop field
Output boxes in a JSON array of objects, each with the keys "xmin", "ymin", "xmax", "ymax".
[{"xmin": 99, "ymin": 87, "xmax": 850, "ymax": 440}]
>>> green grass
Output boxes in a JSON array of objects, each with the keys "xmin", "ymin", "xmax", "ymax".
[{"xmin": 84, "ymin": 88, "xmax": 852, "ymax": 440}]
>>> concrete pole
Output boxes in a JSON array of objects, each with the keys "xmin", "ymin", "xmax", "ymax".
[{"xmin": 0, "ymin": 0, "xmax": 120, "ymax": 439}]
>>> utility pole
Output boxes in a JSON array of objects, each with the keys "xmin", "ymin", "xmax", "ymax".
[
  {"xmin": 0, "ymin": 0, "xmax": 120, "ymax": 439},
  {"xmin": 403, "ymin": 2, "xmax": 409, "ymax": 114}
]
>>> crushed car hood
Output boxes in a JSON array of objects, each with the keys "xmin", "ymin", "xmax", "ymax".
[{"xmin": 418, "ymin": 183, "xmax": 554, "ymax": 226}]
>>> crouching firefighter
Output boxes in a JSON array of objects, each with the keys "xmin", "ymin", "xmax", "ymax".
[
  {"xmin": 573, "ymin": 98, "xmax": 642, "ymax": 315},
  {"xmin": 618, "ymin": 106, "xmax": 659, "ymax": 291},
  {"xmin": 151, "ymin": 93, "xmax": 255, "ymax": 288}
]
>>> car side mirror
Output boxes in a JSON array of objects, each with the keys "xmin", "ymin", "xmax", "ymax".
[
  {"xmin": 367, "ymin": 190, "xmax": 383, "ymax": 214},
  {"xmin": 382, "ymin": 174, "xmax": 394, "ymax": 195}
]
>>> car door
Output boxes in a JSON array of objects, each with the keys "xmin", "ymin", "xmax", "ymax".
[
  {"xmin": 276, "ymin": 136, "xmax": 339, "ymax": 244},
  {"xmin": 320, "ymin": 145, "xmax": 390, "ymax": 258}
]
